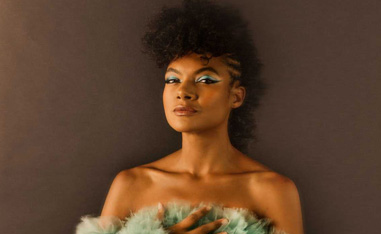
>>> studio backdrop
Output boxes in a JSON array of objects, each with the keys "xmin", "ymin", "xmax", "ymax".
[{"xmin": 0, "ymin": 0, "xmax": 380, "ymax": 233}]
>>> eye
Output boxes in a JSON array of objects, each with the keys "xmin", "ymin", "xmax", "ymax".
[
  {"xmin": 165, "ymin": 77, "xmax": 180, "ymax": 84},
  {"xmin": 165, "ymin": 76, "xmax": 221, "ymax": 84},
  {"xmin": 197, "ymin": 76, "xmax": 220, "ymax": 84}
]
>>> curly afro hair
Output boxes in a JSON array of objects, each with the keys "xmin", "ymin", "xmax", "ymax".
[{"xmin": 141, "ymin": 0, "xmax": 267, "ymax": 154}]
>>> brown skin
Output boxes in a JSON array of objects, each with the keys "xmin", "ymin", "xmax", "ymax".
[{"xmin": 101, "ymin": 52, "xmax": 304, "ymax": 234}]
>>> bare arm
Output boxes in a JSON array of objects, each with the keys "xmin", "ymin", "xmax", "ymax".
[
  {"xmin": 258, "ymin": 173, "xmax": 304, "ymax": 234},
  {"xmin": 100, "ymin": 169, "xmax": 135, "ymax": 220}
]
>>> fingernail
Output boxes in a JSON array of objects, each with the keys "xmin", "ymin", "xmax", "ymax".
[
  {"xmin": 158, "ymin": 202, "xmax": 163, "ymax": 210},
  {"xmin": 205, "ymin": 205, "xmax": 212, "ymax": 211},
  {"xmin": 221, "ymin": 218, "xmax": 229, "ymax": 224}
]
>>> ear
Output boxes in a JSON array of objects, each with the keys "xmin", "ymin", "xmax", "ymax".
[{"xmin": 230, "ymin": 80, "xmax": 246, "ymax": 109}]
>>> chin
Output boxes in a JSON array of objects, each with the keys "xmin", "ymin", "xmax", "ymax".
[
  {"xmin": 169, "ymin": 123, "xmax": 199, "ymax": 133},
  {"xmin": 169, "ymin": 120, "xmax": 218, "ymax": 134}
]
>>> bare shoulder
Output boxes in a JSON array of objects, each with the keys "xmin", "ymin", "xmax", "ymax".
[
  {"xmin": 253, "ymin": 171, "xmax": 300, "ymax": 209},
  {"xmin": 115, "ymin": 168, "xmax": 137, "ymax": 182},
  {"xmin": 109, "ymin": 167, "xmax": 141, "ymax": 190},
  {"xmin": 255, "ymin": 171, "xmax": 297, "ymax": 191},
  {"xmin": 253, "ymin": 171, "xmax": 304, "ymax": 234},
  {"xmin": 100, "ymin": 168, "xmax": 140, "ymax": 219}
]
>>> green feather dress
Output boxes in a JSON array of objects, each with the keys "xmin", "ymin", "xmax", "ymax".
[{"xmin": 75, "ymin": 199, "xmax": 288, "ymax": 234}]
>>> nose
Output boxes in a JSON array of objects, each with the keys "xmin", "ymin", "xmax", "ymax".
[
  {"xmin": 177, "ymin": 81, "xmax": 198, "ymax": 100},
  {"xmin": 177, "ymin": 90, "xmax": 198, "ymax": 100}
]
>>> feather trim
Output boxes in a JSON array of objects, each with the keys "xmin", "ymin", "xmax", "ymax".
[
  {"xmin": 118, "ymin": 206, "xmax": 169, "ymax": 234},
  {"xmin": 75, "ymin": 199, "xmax": 288, "ymax": 234},
  {"xmin": 75, "ymin": 215, "xmax": 124, "ymax": 234}
]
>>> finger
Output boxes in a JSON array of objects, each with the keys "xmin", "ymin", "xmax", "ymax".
[
  {"xmin": 189, "ymin": 218, "xmax": 228, "ymax": 234},
  {"xmin": 156, "ymin": 202, "xmax": 165, "ymax": 221},
  {"xmin": 173, "ymin": 205, "xmax": 211, "ymax": 230}
]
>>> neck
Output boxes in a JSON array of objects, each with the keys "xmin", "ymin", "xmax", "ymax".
[{"xmin": 174, "ymin": 124, "xmax": 239, "ymax": 178}]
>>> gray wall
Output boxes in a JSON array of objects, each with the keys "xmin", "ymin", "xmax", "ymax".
[{"xmin": 0, "ymin": 0, "xmax": 380, "ymax": 233}]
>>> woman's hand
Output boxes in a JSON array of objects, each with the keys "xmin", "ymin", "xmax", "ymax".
[{"xmin": 157, "ymin": 203, "xmax": 228, "ymax": 234}]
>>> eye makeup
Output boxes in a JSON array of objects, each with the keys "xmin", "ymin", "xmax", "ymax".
[
  {"xmin": 164, "ymin": 76, "xmax": 179, "ymax": 84},
  {"xmin": 196, "ymin": 75, "xmax": 221, "ymax": 84},
  {"xmin": 164, "ymin": 75, "xmax": 221, "ymax": 84}
]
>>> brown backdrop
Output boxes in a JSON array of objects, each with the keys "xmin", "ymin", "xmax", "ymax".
[{"xmin": 0, "ymin": 0, "xmax": 380, "ymax": 233}]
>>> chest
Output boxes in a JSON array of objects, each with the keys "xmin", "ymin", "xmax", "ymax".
[{"xmin": 126, "ymin": 171, "xmax": 267, "ymax": 219}]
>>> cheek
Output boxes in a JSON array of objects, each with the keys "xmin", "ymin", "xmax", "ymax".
[
  {"xmin": 163, "ymin": 88, "xmax": 172, "ymax": 110},
  {"xmin": 196, "ymin": 90, "xmax": 231, "ymax": 129},
  {"xmin": 200, "ymin": 89, "xmax": 230, "ymax": 111}
]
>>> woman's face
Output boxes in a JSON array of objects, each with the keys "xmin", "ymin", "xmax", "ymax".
[{"xmin": 163, "ymin": 52, "xmax": 245, "ymax": 133}]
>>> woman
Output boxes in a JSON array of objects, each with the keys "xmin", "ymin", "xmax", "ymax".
[{"xmin": 76, "ymin": 0, "xmax": 304, "ymax": 233}]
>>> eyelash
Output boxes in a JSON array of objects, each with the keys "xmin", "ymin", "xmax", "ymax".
[{"xmin": 164, "ymin": 76, "xmax": 220, "ymax": 84}]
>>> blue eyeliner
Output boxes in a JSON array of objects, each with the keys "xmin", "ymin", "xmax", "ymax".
[
  {"xmin": 197, "ymin": 75, "xmax": 220, "ymax": 83},
  {"xmin": 165, "ymin": 75, "xmax": 221, "ymax": 84}
]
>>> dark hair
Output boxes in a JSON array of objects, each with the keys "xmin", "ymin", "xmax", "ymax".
[{"xmin": 141, "ymin": 0, "xmax": 267, "ymax": 154}]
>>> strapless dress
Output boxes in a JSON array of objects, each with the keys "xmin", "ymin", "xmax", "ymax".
[{"xmin": 75, "ymin": 199, "xmax": 288, "ymax": 234}]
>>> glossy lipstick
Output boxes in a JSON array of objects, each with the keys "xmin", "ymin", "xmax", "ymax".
[{"xmin": 174, "ymin": 105, "xmax": 198, "ymax": 116}]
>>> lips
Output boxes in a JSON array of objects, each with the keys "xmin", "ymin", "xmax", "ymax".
[{"xmin": 173, "ymin": 106, "xmax": 197, "ymax": 112}]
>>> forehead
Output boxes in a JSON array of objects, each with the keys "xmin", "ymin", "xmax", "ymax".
[{"xmin": 166, "ymin": 53, "xmax": 233, "ymax": 76}]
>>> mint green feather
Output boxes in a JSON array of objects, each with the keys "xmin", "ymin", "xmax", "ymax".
[{"xmin": 75, "ymin": 199, "xmax": 288, "ymax": 234}]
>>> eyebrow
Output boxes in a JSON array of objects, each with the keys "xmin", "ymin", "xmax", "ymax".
[{"xmin": 165, "ymin": 66, "xmax": 220, "ymax": 76}]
